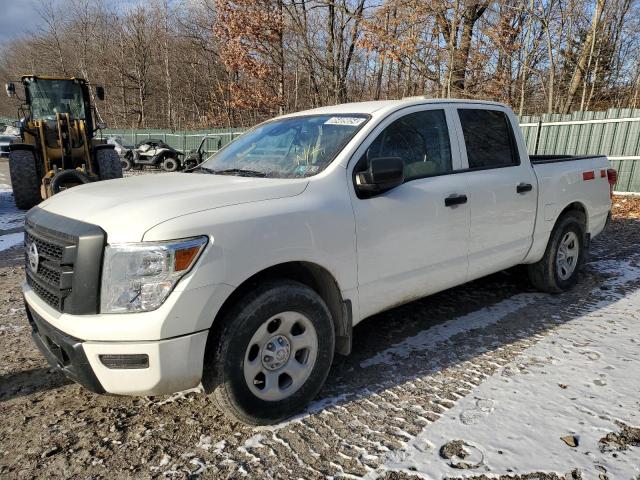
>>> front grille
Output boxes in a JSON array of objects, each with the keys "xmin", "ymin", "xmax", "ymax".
[
  {"xmin": 25, "ymin": 209, "xmax": 105, "ymax": 315},
  {"xmin": 25, "ymin": 228, "xmax": 76, "ymax": 312},
  {"xmin": 26, "ymin": 232, "xmax": 64, "ymax": 260},
  {"xmin": 27, "ymin": 273, "xmax": 63, "ymax": 310},
  {"xmin": 37, "ymin": 262, "xmax": 62, "ymax": 286}
]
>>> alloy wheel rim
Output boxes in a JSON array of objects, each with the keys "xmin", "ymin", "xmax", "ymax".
[
  {"xmin": 556, "ymin": 231, "xmax": 579, "ymax": 280},
  {"xmin": 243, "ymin": 311, "xmax": 318, "ymax": 402}
]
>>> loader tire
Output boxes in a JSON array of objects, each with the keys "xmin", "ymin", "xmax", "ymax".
[
  {"xmin": 8, "ymin": 150, "xmax": 41, "ymax": 210},
  {"xmin": 96, "ymin": 148, "xmax": 123, "ymax": 180},
  {"xmin": 50, "ymin": 169, "xmax": 91, "ymax": 194}
]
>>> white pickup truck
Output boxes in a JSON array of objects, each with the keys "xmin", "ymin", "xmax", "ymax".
[{"xmin": 22, "ymin": 99, "xmax": 615, "ymax": 424}]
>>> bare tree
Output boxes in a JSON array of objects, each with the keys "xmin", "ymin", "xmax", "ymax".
[{"xmin": 1, "ymin": 0, "xmax": 639, "ymax": 126}]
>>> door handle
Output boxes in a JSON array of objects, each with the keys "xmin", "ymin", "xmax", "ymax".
[
  {"xmin": 517, "ymin": 182, "xmax": 533, "ymax": 193},
  {"xmin": 444, "ymin": 194, "xmax": 468, "ymax": 207}
]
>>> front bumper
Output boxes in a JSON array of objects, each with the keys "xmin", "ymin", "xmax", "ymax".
[
  {"xmin": 26, "ymin": 299, "xmax": 105, "ymax": 393},
  {"xmin": 25, "ymin": 298, "xmax": 209, "ymax": 396}
]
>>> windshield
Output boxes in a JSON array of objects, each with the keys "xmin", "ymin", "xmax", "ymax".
[
  {"xmin": 202, "ymin": 114, "xmax": 369, "ymax": 178},
  {"xmin": 26, "ymin": 79, "xmax": 86, "ymax": 120}
]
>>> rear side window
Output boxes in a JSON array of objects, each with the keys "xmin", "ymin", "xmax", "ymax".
[
  {"xmin": 458, "ymin": 109, "xmax": 519, "ymax": 169},
  {"xmin": 364, "ymin": 109, "xmax": 452, "ymax": 181}
]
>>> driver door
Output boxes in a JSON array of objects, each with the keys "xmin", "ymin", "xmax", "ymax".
[{"xmin": 349, "ymin": 106, "xmax": 470, "ymax": 319}]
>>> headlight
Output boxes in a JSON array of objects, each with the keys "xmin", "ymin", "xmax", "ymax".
[{"xmin": 101, "ymin": 236, "xmax": 208, "ymax": 313}]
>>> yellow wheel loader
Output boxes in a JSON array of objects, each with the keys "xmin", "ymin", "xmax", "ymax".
[{"xmin": 4, "ymin": 76, "xmax": 122, "ymax": 209}]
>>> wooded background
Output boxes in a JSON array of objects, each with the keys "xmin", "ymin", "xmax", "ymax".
[{"xmin": 0, "ymin": 0, "xmax": 638, "ymax": 129}]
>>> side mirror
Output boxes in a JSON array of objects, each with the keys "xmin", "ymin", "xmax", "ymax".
[
  {"xmin": 96, "ymin": 122, "xmax": 107, "ymax": 130},
  {"xmin": 355, "ymin": 156, "xmax": 405, "ymax": 194},
  {"xmin": 95, "ymin": 86, "xmax": 105, "ymax": 101},
  {"xmin": 5, "ymin": 82, "xmax": 15, "ymax": 98}
]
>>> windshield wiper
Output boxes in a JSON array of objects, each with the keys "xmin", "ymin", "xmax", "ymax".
[
  {"xmin": 212, "ymin": 168, "xmax": 267, "ymax": 177},
  {"xmin": 192, "ymin": 166, "xmax": 267, "ymax": 177}
]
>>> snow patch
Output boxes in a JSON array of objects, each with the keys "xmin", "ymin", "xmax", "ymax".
[
  {"xmin": 146, "ymin": 385, "xmax": 204, "ymax": 406},
  {"xmin": 376, "ymin": 257, "xmax": 640, "ymax": 479},
  {"xmin": 0, "ymin": 186, "xmax": 24, "ymax": 231},
  {"xmin": 0, "ymin": 232, "xmax": 23, "ymax": 251},
  {"xmin": 360, "ymin": 293, "xmax": 542, "ymax": 368}
]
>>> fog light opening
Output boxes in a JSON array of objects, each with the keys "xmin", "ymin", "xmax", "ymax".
[{"xmin": 99, "ymin": 354, "xmax": 149, "ymax": 369}]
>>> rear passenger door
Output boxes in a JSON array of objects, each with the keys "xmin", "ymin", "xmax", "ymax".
[
  {"xmin": 453, "ymin": 107, "xmax": 537, "ymax": 280},
  {"xmin": 349, "ymin": 106, "xmax": 470, "ymax": 319}
]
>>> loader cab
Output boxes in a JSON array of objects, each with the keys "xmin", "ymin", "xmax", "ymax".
[{"xmin": 25, "ymin": 78, "xmax": 90, "ymax": 126}]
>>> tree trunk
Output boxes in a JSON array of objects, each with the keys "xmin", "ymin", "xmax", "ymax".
[
  {"xmin": 163, "ymin": 3, "xmax": 174, "ymax": 129},
  {"xmin": 277, "ymin": 0, "xmax": 285, "ymax": 115},
  {"xmin": 449, "ymin": 2, "xmax": 488, "ymax": 95},
  {"xmin": 544, "ymin": 21, "xmax": 555, "ymax": 114},
  {"xmin": 561, "ymin": 0, "xmax": 606, "ymax": 114}
]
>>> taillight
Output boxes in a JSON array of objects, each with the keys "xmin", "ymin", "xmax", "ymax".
[{"xmin": 607, "ymin": 168, "xmax": 617, "ymax": 198}]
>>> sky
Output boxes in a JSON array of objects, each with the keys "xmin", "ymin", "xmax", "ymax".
[
  {"xmin": 0, "ymin": 1, "xmax": 45, "ymax": 43},
  {"xmin": 0, "ymin": 0, "xmax": 162, "ymax": 44}
]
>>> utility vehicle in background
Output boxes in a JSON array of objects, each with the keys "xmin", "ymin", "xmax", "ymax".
[
  {"xmin": 0, "ymin": 124, "xmax": 19, "ymax": 158},
  {"xmin": 182, "ymin": 135, "xmax": 222, "ymax": 171},
  {"xmin": 5, "ymin": 76, "xmax": 122, "ymax": 209},
  {"xmin": 121, "ymin": 139, "xmax": 185, "ymax": 172},
  {"xmin": 21, "ymin": 98, "xmax": 615, "ymax": 425}
]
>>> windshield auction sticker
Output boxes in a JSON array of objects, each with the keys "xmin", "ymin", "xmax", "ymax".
[{"xmin": 324, "ymin": 117, "xmax": 366, "ymax": 126}]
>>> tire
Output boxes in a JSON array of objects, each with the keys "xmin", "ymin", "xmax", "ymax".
[
  {"xmin": 183, "ymin": 158, "xmax": 199, "ymax": 171},
  {"xmin": 121, "ymin": 157, "xmax": 132, "ymax": 171},
  {"xmin": 205, "ymin": 280, "xmax": 335, "ymax": 425},
  {"xmin": 8, "ymin": 149, "xmax": 41, "ymax": 209},
  {"xmin": 96, "ymin": 148, "xmax": 123, "ymax": 180},
  {"xmin": 50, "ymin": 169, "xmax": 92, "ymax": 194},
  {"xmin": 162, "ymin": 156, "xmax": 179, "ymax": 172},
  {"xmin": 527, "ymin": 211, "xmax": 586, "ymax": 293}
]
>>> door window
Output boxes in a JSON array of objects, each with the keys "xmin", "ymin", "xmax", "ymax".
[
  {"xmin": 458, "ymin": 109, "xmax": 519, "ymax": 169},
  {"xmin": 363, "ymin": 109, "xmax": 452, "ymax": 181}
]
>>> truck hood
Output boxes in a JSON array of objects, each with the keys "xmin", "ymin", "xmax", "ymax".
[{"xmin": 38, "ymin": 173, "xmax": 308, "ymax": 242}]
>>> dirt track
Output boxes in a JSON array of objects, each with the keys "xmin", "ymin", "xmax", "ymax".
[{"xmin": 1, "ymin": 176, "xmax": 639, "ymax": 478}]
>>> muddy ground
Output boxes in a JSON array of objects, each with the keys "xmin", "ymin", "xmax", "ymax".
[{"xmin": 1, "ymin": 177, "xmax": 639, "ymax": 478}]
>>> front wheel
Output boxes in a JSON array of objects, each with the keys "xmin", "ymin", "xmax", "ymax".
[
  {"xmin": 528, "ymin": 211, "xmax": 586, "ymax": 293},
  {"xmin": 205, "ymin": 280, "xmax": 335, "ymax": 425},
  {"xmin": 121, "ymin": 157, "xmax": 132, "ymax": 171}
]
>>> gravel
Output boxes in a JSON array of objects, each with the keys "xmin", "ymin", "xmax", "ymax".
[{"xmin": 1, "ymin": 187, "xmax": 639, "ymax": 478}]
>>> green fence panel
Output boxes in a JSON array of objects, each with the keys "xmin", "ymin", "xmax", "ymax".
[
  {"xmin": 96, "ymin": 109, "xmax": 640, "ymax": 192},
  {"xmin": 99, "ymin": 128, "xmax": 246, "ymax": 154}
]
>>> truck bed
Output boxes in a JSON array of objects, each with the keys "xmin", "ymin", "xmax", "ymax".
[{"xmin": 530, "ymin": 154, "xmax": 603, "ymax": 164}]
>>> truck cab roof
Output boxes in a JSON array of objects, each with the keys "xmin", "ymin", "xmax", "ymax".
[{"xmin": 283, "ymin": 97, "xmax": 510, "ymax": 119}]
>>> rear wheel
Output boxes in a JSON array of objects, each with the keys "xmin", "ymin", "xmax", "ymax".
[
  {"xmin": 528, "ymin": 211, "xmax": 586, "ymax": 293},
  {"xmin": 205, "ymin": 280, "xmax": 335, "ymax": 425},
  {"xmin": 8, "ymin": 149, "xmax": 41, "ymax": 209},
  {"xmin": 96, "ymin": 148, "xmax": 123, "ymax": 180},
  {"xmin": 162, "ymin": 156, "xmax": 179, "ymax": 172}
]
